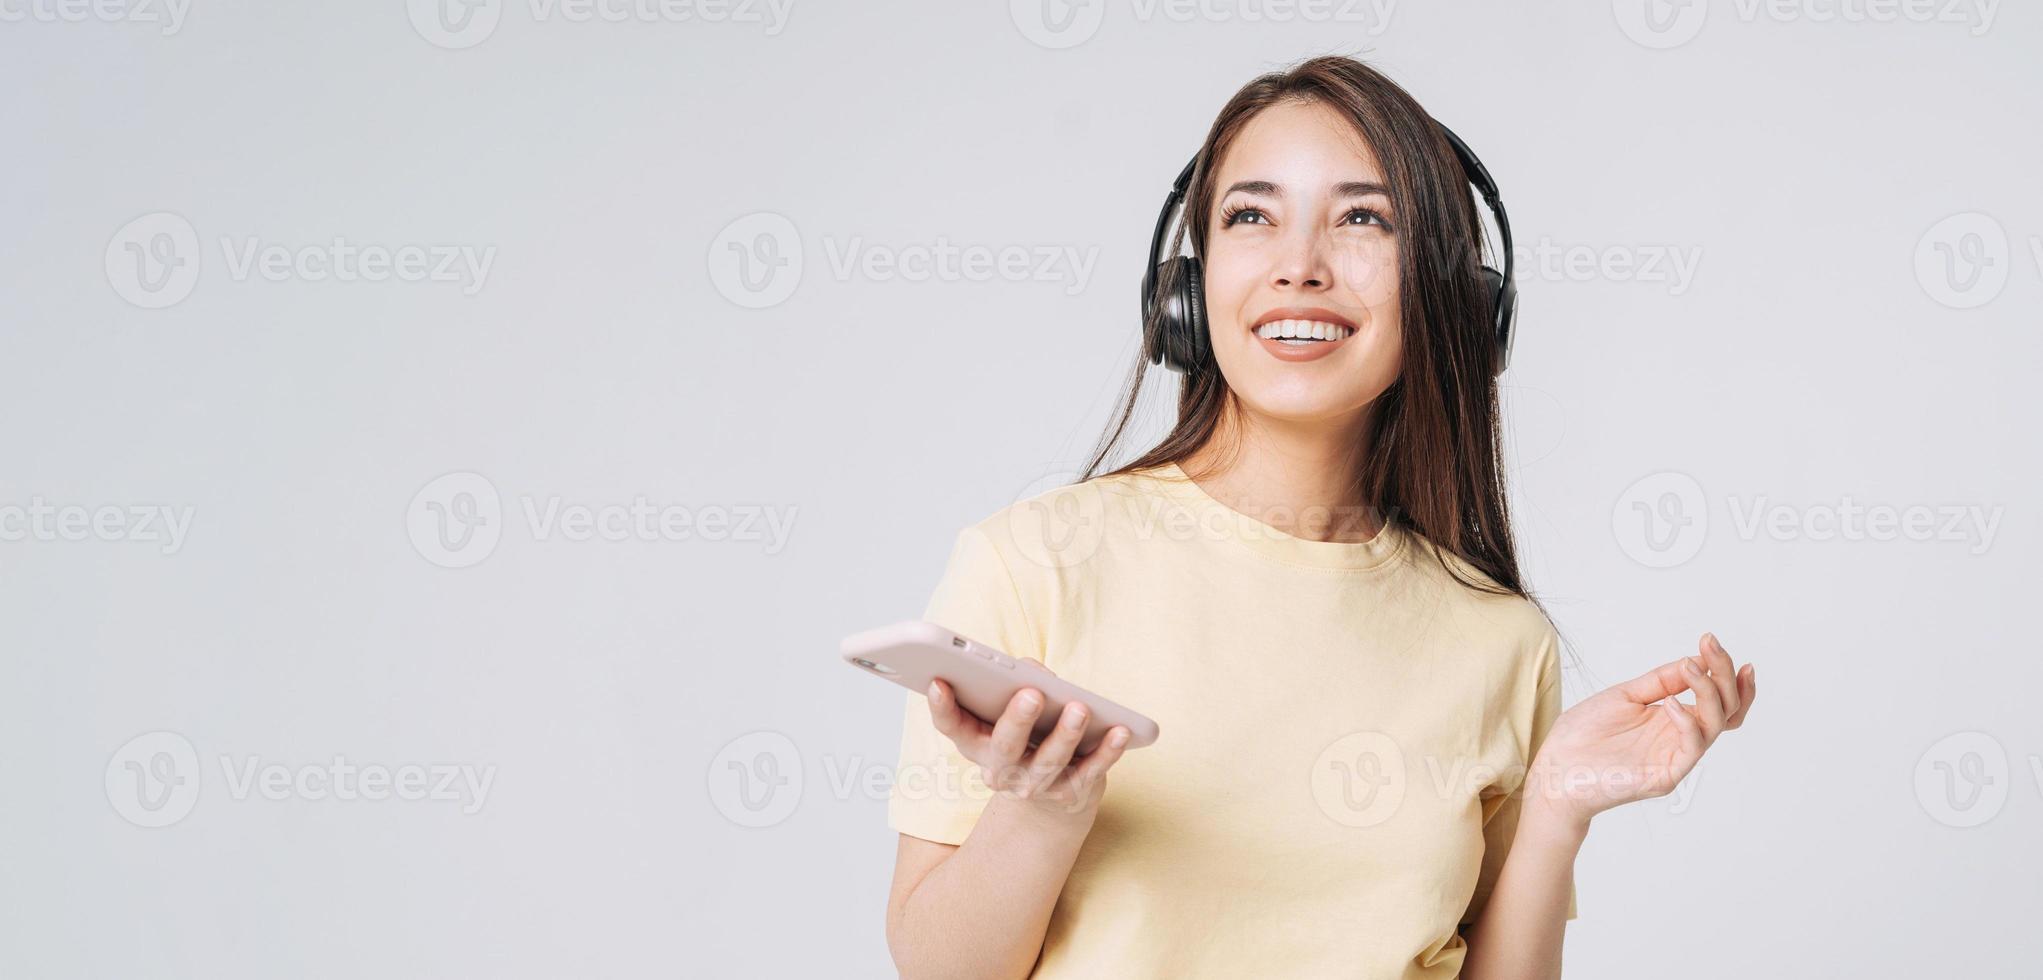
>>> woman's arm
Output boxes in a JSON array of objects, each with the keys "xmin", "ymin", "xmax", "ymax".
[
  {"xmin": 1456, "ymin": 794, "xmax": 1587, "ymax": 980},
  {"xmin": 1462, "ymin": 632, "xmax": 1757, "ymax": 980},
  {"xmin": 884, "ymin": 666, "xmax": 1132, "ymax": 980},
  {"xmin": 886, "ymin": 797, "xmax": 1096, "ymax": 980}
]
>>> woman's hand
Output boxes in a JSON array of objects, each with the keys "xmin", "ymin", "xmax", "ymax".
[
  {"xmin": 924, "ymin": 658, "xmax": 1133, "ymax": 822},
  {"xmin": 1525, "ymin": 633, "xmax": 1757, "ymax": 828}
]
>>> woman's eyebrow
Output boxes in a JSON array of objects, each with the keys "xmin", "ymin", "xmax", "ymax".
[{"xmin": 1221, "ymin": 179, "xmax": 1390, "ymax": 197}]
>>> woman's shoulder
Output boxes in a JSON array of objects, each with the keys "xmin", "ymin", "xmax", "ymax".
[
  {"xmin": 950, "ymin": 466, "xmax": 1173, "ymax": 577},
  {"xmin": 1399, "ymin": 527, "xmax": 1562, "ymax": 661}
]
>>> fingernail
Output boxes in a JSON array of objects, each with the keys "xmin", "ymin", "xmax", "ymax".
[
  {"xmin": 1108, "ymin": 730, "xmax": 1129, "ymax": 748},
  {"xmin": 927, "ymin": 681, "xmax": 941, "ymax": 701},
  {"xmin": 1021, "ymin": 692, "xmax": 1041, "ymax": 711},
  {"xmin": 1063, "ymin": 706, "xmax": 1087, "ymax": 730},
  {"xmin": 1682, "ymin": 658, "xmax": 1701, "ymax": 675}
]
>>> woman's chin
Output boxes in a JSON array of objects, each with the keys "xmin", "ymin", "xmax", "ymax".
[{"xmin": 1230, "ymin": 387, "xmax": 1378, "ymax": 427}]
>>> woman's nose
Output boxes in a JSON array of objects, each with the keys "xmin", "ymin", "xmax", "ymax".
[{"xmin": 1271, "ymin": 232, "xmax": 1333, "ymax": 290}]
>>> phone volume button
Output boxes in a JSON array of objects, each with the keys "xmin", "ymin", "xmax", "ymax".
[{"xmin": 990, "ymin": 654, "xmax": 1016, "ymax": 669}]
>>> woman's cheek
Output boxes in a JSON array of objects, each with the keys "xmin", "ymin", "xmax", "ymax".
[
  {"xmin": 1202, "ymin": 259, "xmax": 1259, "ymax": 337},
  {"xmin": 1337, "ymin": 246, "xmax": 1399, "ymax": 306}
]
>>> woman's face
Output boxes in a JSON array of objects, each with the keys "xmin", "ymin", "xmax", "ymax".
[{"xmin": 1201, "ymin": 99, "xmax": 1403, "ymax": 427}]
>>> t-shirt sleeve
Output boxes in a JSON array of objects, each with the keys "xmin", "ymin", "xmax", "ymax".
[
  {"xmin": 886, "ymin": 524, "xmax": 1043, "ymax": 846},
  {"xmin": 1462, "ymin": 627, "xmax": 1579, "ymax": 927}
]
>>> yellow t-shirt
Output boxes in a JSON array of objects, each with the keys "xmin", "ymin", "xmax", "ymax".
[{"xmin": 888, "ymin": 462, "xmax": 1577, "ymax": 979}]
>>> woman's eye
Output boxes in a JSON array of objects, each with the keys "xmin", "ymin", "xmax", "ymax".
[
  {"xmin": 1224, "ymin": 207, "xmax": 1270, "ymax": 227},
  {"xmin": 1343, "ymin": 208, "xmax": 1391, "ymax": 229}
]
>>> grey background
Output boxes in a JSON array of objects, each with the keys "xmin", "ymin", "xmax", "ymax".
[{"xmin": 3, "ymin": 0, "xmax": 2039, "ymax": 976}]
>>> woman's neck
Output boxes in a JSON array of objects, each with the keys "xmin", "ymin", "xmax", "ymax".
[{"xmin": 1179, "ymin": 399, "xmax": 1382, "ymax": 543}]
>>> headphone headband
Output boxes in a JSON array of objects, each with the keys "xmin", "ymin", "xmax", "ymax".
[
  {"xmin": 1433, "ymin": 121, "xmax": 1515, "ymax": 314},
  {"xmin": 1140, "ymin": 156, "xmax": 1200, "ymax": 324}
]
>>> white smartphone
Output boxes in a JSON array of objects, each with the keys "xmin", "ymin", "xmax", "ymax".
[{"xmin": 842, "ymin": 620, "xmax": 1160, "ymax": 755}]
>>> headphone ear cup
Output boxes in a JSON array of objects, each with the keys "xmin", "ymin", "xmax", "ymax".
[
  {"xmin": 1480, "ymin": 265, "xmax": 1515, "ymax": 374},
  {"xmin": 1145, "ymin": 256, "xmax": 1208, "ymax": 373},
  {"xmin": 1142, "ymin": 257, "xmax": 1175, "ymax": 368},
  {"xmin": 1178, "ymin": 257, "xmax": 1207, "ymax": 371}
]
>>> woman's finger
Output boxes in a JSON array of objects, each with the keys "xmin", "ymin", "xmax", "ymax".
[
  {"xmin": 1701, "ymin": 634, "xmax": 1742, "ymax": 720},
  {"xmin": 1680, "ymin": 656, "xmax": 1725, "ymax": 741},
  {"xmin": 1661, "ymin": 696, "xmax": 1705, "ymax": 787},
  {"xmin": 986, "ymin": 687, "xmax": 1047, "ymax": 776},
  {"xmin": 1072, "ymin": 725, "xmax": 1131, "ymax": 787},
  {"xmin": 1614, "ymin": 659, "xmax": 1693, "ymax": 705},
  {"xmin": 925, "ymin": 680, "xmax": 989, "ymax": 749},
  {"xmin": 1725, "ymin": 664, "xmax": 1757, "ymax": 730},
  {"xmin": 1024, "ymin": 701, "xmax": 1088, "ymax": 795}
]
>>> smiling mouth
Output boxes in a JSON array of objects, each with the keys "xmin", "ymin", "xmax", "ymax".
[{"xmin": 1252, "ymin": 318, "xmax": 1355, "ymax": 346}]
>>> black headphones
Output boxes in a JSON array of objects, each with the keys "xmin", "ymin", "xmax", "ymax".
[{"xmin": 1140, "ymin": 121, "xmax": 1517, "ymax": 375}]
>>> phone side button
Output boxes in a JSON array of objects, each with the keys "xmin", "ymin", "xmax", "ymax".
[{"xmin": 990, "ymin": 654, "xmax": 1016, "ymax": 669}]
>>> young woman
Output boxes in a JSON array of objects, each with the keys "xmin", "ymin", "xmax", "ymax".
[{"xmin": 882, "ymin": 56, "xmax": 1757, "ymax": 980}]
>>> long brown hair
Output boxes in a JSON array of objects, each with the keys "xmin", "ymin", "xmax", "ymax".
[{"xmin": 1082, "ymin": 56, "xmax": 1526, "ymax": 601}]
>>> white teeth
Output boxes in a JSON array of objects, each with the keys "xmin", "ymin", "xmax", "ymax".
[{"xmin": 1254, "ymin": 319, "xmax": 1353, "ymax": 341}]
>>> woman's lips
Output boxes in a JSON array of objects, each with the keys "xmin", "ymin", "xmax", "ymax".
[{"xmin": 1250, "ymin": 310, "xmax": 1357, "ymax": 363}]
